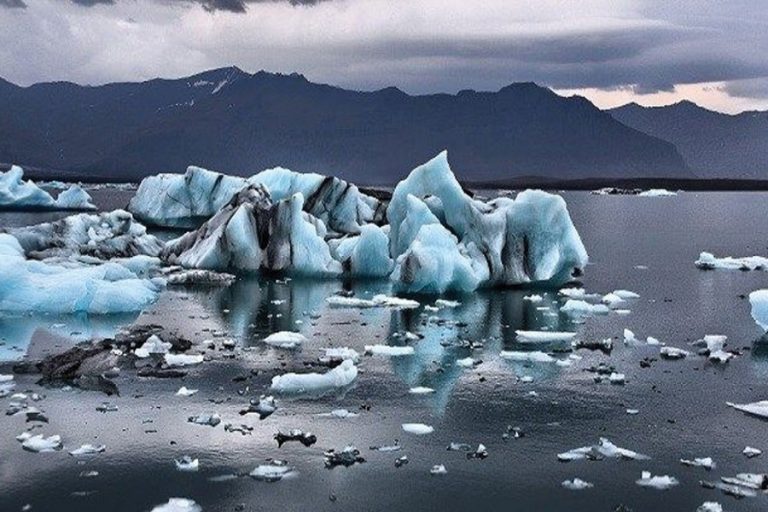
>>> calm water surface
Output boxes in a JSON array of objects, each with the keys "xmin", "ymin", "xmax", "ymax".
[{"xmin": 1, "ymin": 189, "xmax": 768, "ymax": 511}]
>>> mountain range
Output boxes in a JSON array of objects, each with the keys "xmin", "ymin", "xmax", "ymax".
[{"xmin": 0, "ymin": 67, "xmax": 764, "ymax": 184}]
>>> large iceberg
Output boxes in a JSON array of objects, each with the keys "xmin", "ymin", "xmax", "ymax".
[
  {"xmin": 6, "ymin": 210, "xmax": 164, "ymax": 260},
  {"xmin": 130, "ymin": 164, "xmax": 384, "ymax": 232},
  {"xmin": 151, "ymin": 151, "xmax": 587, "ymax": 293},
  {"xmin": 0, "ymin": 233, "xmax": 164, "ymax": 314},
  {"xmin": 0, "ymin": 165, "xmax": 96, "ymax": 211}
]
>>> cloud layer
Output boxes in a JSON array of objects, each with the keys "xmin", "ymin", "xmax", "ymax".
[{"xmin": 1, "ymin": 0, "xmax": 766, "ymax": 113}]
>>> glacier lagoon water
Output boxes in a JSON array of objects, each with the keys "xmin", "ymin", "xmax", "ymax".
[{"xmin": 2, "ymin": 189, "xmax": 768, "ymax": 511}]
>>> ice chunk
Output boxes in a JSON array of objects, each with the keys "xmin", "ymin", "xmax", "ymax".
[
  {"xmin": 239, "ymin": 395, "xmax": 277, "ymax": 419},
  {"xmin": 430, "ymin": 464, "xmax": 448, "ymax": 475},
  {"xmin": 523, "ymin": 294, "xmax": 543, "ymax": 303},
  {"xmin": 749, "ymin": 290, "xmax": 768, "ymax": 331},
  {"xmin": 20, "ymin": 433, "xmax": 63, "ymax": 453},
  {"xmin": 727, "ymin": 400, "xmax": 768, "ymax": 419},
  {"xmin": 402, "ymin": 423, "xmax": 434, "ymax": 435},
  {"xmin": 561, "ymin": 299, "xmax": 610, "ymax": 317},
  {"xmin": 680, "ymin": 457, "xmax": 715, "ymax": 470},
  {"xmin": 455, "ymin": 357, "xmax": 477, "ymax": 368},
  {"xmin": 743, "ymin": 446, "xmax": 762, "ymax": 458},
  {"xmin": 165, "ymin": 354, "xmax": 204, "ymax": 367},
  {"xmin": 250, "ymin": 461, "xmax": 296, "ymax": 481},
  {"xmin": 187, "ymin": 413, "xmax": 221, "ymax": 427},
  {"xmin": 695, "ymin": 252, "xmax": 768, "ymax": 271},
  {"xmin": 324, "ymin": 445, "xmax": 365, "ymax": 468},
  {"xmin": 55, "ymin": 185, "xmax": 97, "ymax": 210},
  {"xmin": 320, "ymin": 347, "xmax": 360, "ymax": 364},
  {"xmin": 499, "ymin": 351, "xmax": 555, "ymax": 363},
  {"xmin": 635, "ymin": 471, "xmax": 679, "ymax": 489},
  {"xmin": 388, "ymin": 152, "xmax": 587, "ymax": 291},
  {"xmin": 696, "ymin": 503, "xmax": 722, "ymax": 512},
  {"xmin": 175, "ymin": 456, "xmax": 200, "ymax": 472},
  {"xmin": 69, "ymin": 444, "xmax": 106, "ymax": 457},
  {"xmin": 270, "ymin": 359, "xmax": 357, "ymax": 393},
  {"xmin": 0, "ymin": 234, "xmax": 164, "ymax": 314},
  {"xmin": 562, "ymin": 478, "xmax": 594, "ymax": 490},
  {"xmin": 409, "ymin": 386, "xmax": 435, "ymax": 394},
  {"xmin": 638, "ymin": 189, "xmax": 677, "ymax": 197},
  {"xmin": 558, "ymin": 438, "xmax": 648, "ymax": 462},
  {"xmin": 176, "ymin": 386, "xmax": 198, "ymax": 397},
  {"xmin": 150, "ymin": 498, "xmax": 202, "ymax": 512},
  {"xmin": 515, "ymin": 330, "xmax": 576, "ymax": 343},
  {"xmin": 365, "ymin": 345, "xmax": 415, "ymax": 356},
  {"xmin": 316, "ymin": 408, "xmax": 359, "ymax": 419},
  {"xmin": 263, "ymin": 331, "xmax": 306, "ymax": 349},
  {"xmin": 660, "ymin": 346, "xmax": 689, "ymax": 360},
  {"xmin": 0, "ymin": 165, "xmax": 95, "ymax": 211},
  {"xmin": 612, "ymin": 289, "xmax": 640, "ymax": 299},
  {"xmin": 135, "ymin": 335, "xmax": 172, "ymax": 358}
]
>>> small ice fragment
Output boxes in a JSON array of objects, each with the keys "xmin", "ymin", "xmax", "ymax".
[
  {"xmin": 395, "ymin": 455, "xmax": 409, "ymax": 468},
  {"xmin": 743, "ymin": 446, "xmax": 762, "ymax": 458},
  {"xmin": 680, "ymin": 457, "xmax": 715, "ymax": 470},
  {"xmin": 601, "ymin": 293, "xmax": 626, "ymax": 308},
  {"xmin": 660, "ymin": 346, "xmax": 689, "ymax": 360},
  {"xmin": 430, "ymin": 464, "xmax": 447, "ymax": 475},
  {"xmin": 324, "ymin": 446, "xmax": 365, "ymax": 468},
  {"xmin": 150, "ymin": 498, "xmax": 201, "ymax": 512},
  {"xmin": 175, "ymin": 456, "xmax": 199, "ymax": 472},
  {"xmin": 187, "ymin": 413, "xmax": 221, "ymax": 427},
  {"xmin": 435, "ymin": 299, "xmax": 460, "ymax": 308},
  {"xmin": 636, "ymin": 471, "xmax": 679, "ymax": 490},
  {"xmin": 626, "ymin": 409, "xmax": 639, "ymax": 415},
  {"xmin": 402, "ymin": 423, "xmax": 434, "ymax": 435},
  {"xmin": 696, "ymin": 503, "xmax": 722, "ymax": 512},
  {"xmin": 270, "ymin": 359, "xmax": 357, "ymax": 393},
  {"xmin": 240, "ymin": 395, "xmax": 277, "ymax": 419},
  {"xmin": 135, "ymin": 335, "xmax": 172, "ymax": 358},
  {"xmin": 250, "ymin": 461, "xmax": 295, "ymax": 481},
  {"xmin": 263, "ymin": 331, "xmax": 306, "ymax": 349},
  {"xmin": 612, "ymin": 290, "xmax": 640, "ymax": 299},
  {"xmin": 320, "ymin": 347, "xmax": 360, "ymax": 364},
  {"xmin": 515, "ymin": 330, "xmax": 576, "ymax": 343},
  {"xmin": 467, "ymin": 444, "xmax": 488, "ymax": 460},
  {"xmin": 69, "ymin": 444, "xmax": 106, "ymax": 456},
  {"xmin": 455, "ymin": 357, "xmax": 477, "ymax": 368},
  {"xmin": 447, "ymin": 442, "xmax": 472, "ymax": 451},
  {"xmin": 364, "ymin": 345, "xmax": 414, "ymax": 356},
  {"xmin": 561, "ymin": 299, "xmax": 610, "ymax": 317},
  {"xmin": 500, "ymin": 350, "xmax": 555, "ymax": 363},
  {"xmin": 727, "ymin": 400, "xmax": 768, "ymax": 419},
  {"xmin": 164, "ymin": 353, "xmax": 204, "ymax": 367},
  {"xmin": 176, "ymin": 386, "xmax": 198, "ymax": 397},
  {"xmin": 20, "ymin": 434, "xmax": 63, "ymax": 453},
  {"xmin": 409, "ymin": 386, "xmax": 435, "ymax": 394},
  {"xmin": 317, "ymin": 408, "xmax": 358, "ymax": 419},
  {"xmin": 608, "ymin": 372, "xmax": 626, "ymax": 385},
  {"xmin": 562, "ymin": 478, "xmax": 594, "ymax": 490},
  {"xmin": 523, "ymin": 294, "xmax": 543, "ymax": 303}
]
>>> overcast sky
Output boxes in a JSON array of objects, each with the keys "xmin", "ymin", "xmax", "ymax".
[{"xmin": 1, "ymin": 0, "xmax": 767, "ymax": 113}]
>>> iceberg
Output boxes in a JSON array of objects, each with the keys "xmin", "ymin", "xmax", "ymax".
[
  {"xmin": 749, "ymin": 290, "xmax": 768, "ymax": 331},
  {"xmin": 0, "ymin": 234, "xmax": 164, "ymax": 314},
  {"xmin": 270, "ymin": 359, "xmax": 357, "ymax": 393},
  {"xmin": 330, "ymin": 224, "xmax": 393, "ymax": 277},
  {"xmin": 638, "ymin": 189, "xmax": 677, "ymax": 197},
  {"xmin": 635, "ymin": 471, "xmax": 679, "ymax": 489},
  {"xmin": 726, "ymin": 400, "xmax": 768, "ymax": 419},
  {"xmin": 696, "ymin": 252, "xmax": 768, "ymax": 271},
  {"xmin": 0, "ymin": 165, "xmax": 96, "ymax": 210}
]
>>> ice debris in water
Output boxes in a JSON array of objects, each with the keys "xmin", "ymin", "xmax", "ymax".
[
  {"xmin": 0, "ymin": 165, "xmax": 96, "ymax": 210},
  {"xmin": 275, "ymin": 429, "xmax": 317, "ymax": 447},
  {"xmin": 409, "ymin": 386, "xmax": 435, "ymax": 394},
  {"xmin": 326, "ymin": 295, "xmax": 420, "ymax": 309},
  {"xmin": 562, "ymin": 478, "xmax": 594, "ymax": 490},
  {"xmin": 165, "ymin": 353, "xmax": 204, "ymax": 367},
  {"xmin": 239, "ymin": 395, "xmax": 277, "ymax": 419},
  {"xmin": 0, "ymin": 233, "xmax": 164, "ymax": 314},
  {"xmin": 430, "ymin": 464, "xmax": 448, "ymax": 475},
  {"xmin": 557, "ymin": 438, "xmax": 649, "ymax": 462},
  {"xmin": 637, "ymin": 188, "xmax": 677, "ymax": 197},
  {"xmin": 561, "ymin": 299, "xmax": 610, "ymax": 318},
  {"xmin": 187, "ymin": 413, "xmax": 221, "ymax": 427},
  {"xmin": 696, "ymin": 503, "xmax": 723, "ymax": 512},
  {"xmin": 150, "ymin": 498, "xmax": 202, "ymax": 512},
  {"xmin": 324, "ymin": 446, "xmax": 366, "ymax": 468},
  {"xmin": 695, "ymin": 252, "xmax": 768, "ymax": 271},
  {"xmin": 523, "ymin": 294, "xmax": 543, "ymax": 303},
  {"xmin": 263, "ymin": 331, "xmax": 306, "ymax": 349},
  {"xmin": 726, "ymin": 400, "xmax": 768, "ymax": 419},
  {"xmin": 365, "ymin": 345, "xmax": 415, "ymax": 356},
  {"xmin": 692, "ymin": 335, "xmax": 732, "ymax": 363},
  {"xmin": 270, "ymin": 359, "xmax": 357, "ymax": 393},
  {"xmin": 749, "ymin": 290, "xmax": 768, "ymax": 331},
  {"xmin": 636, "ymin": 471, "xmax": 679, "ymax": 490},
  {"xmin": 515, "ymin": 330, "xmax": 576, "ymax": 343},
  {"xmin": 455, "ymin": 357, "xmax": 478, "ymax": 368},
  {"xmin": 623, "ymin": 329, "xmax": 659, "ymax": 346},
  {"xmin": 743, "ymin": 446, "xmax": 762, "ymax": 458},
  {"xmin": 499, "ymin": 351, "xmax": 555, "ymax": 363},
  {"xmin": 17, "ymin": 433, "xmax": 63, "ymax": 453},
  {"xmin": 176, "ymin": 386, "xmax": 198, "ymax": 397},
  {"xmin": 69, "ymin": 444, "xmax": 106, "ymax": 456},
  {"xmin": 316, "ymin": 408, "xmax": 358, "ymax": 419},
  {"xmin": 320, "ymin": 347, "xmax": 360, "ymax": 364},
  {"xmin": 660, "ymin": 346, "xmax": 690, "ymax": 360},
  {"xmin": 402, "ymin": 423, "xmax": 434, "ymax": 435},
  {"xmin": 250, "ymin": 460, "xmax": 296, "ymax": 481},
  {"xmin": 680, "ymin": 457, "xmax": 715, "ymax": 470},
  {"xmin": 175, "ymin": 456, "xmax": 199, "ymax": 472},
  {"xmin": 135, "ymin": 335, "xmax": 172, "ymax": 358}
]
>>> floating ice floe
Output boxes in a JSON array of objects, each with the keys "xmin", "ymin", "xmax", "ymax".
[
  {"xmin": 455, "ymin": 357, "xmax": 478, "ymax": 368},
  {"xmin": 326, "ymin": 294, "xmax": 420, "ymax": 309},
  {"xmin": 726, "ymin": 400, "xmax": 768, "ymax": 419},
  {"xmin": 316, "ymin": 408, "xmax": 358, "ymax": 419},
  {"xmin": 561, "ymin": 299, "xmax": 610, "ymax": 318},
  {"xmin": 409, "ymin": 386, "xmax": 435, "ymax": 394},
  {"xmin": 430, "ymin": 464, "xmax": 448, "ymax": 475},
  {"xmin": 175, "ymin": 456, "xmax": 199, "ymax": 472},
  {"xmin": 402, "ymin": 423, "xmax": 434, "ymax": 435},
  {"xmin": 187, "ymin": 413, "xmax": 221, "ymax": 427},
  {"xmin": 165, "ymin": 353, "xmax": 204, "ymax": 367},
  {"xmin": 695, "ymin": 252, "xmax": 768, "ymax": 271},
  {"xmin": 635, "ymin": 471, "xmax": 679, "ymax": 490},
  {"xmin": 250, "ymin": 461, "xmax": 296, "ymax": 481},
  {"xmin": 562, "ymin": 478, "xmax": 594, "ymax": 490},
  {"xmin": 515, "ymin": 330, "xmax": 576, "ymax": 343},
  {"xmin": 743, "ymin": 446, "xmax": 762, "ymax": 458},
  {"xmin": 749, "ymin": 290, "xmax": 768, "ymax": 331},
  {"xmin": 176, "ymin": 386, "xmax": 199, "ymax": 397},
  {"xmin": 681, "ymin": 457, "xmax": 715, "ymax": 470},
  {"xmin": 69, "ymin": 444, "xmax": 106, "ymax": 457},
  {"xmin": 270, "ymin": 359, "xmax": 357, "ymax": 393},
  {"xmin": 18, "ymin": 433, "xmax": 63, "ymax": 453},
  {"xmin": 499, "ymin": 351, "xmax": 555, "ymax": 363},
  {"xmin": 365, "ymin": 345, "xmax": 415, "ymax": 356},
  {"xmin": 623, "ymin": 329, "xmax": 660, "ymax": 346},
  {"xmin": 0, "ymin": 233, "xmax": 165, "ymax": 314},
  {"xmin": 320, "ymin": 347, "xmax": 360, "ymax": 364},
  {"xmin": 660, "ymin": 346, "xmax": 690, "ymax": 360},
  {"xmin": 696, "ymin": 503, "xmax": 723, "ymax": 512},
  {"xmin": 324, "ymin": 446, "xmax": 366, "ymax": 468},
  {"xmin": 612, "ymin": 289, "xmax": 640, "ymax": 299},
  {"xmin": 150, "ymin": 498, "xmax": 202, "ymax": 512},
  {"xmin": 637, "ymin": 189, "xmax": 677, "ymax": 197},
  {"xmin": 692, "ymin": 335, "xmax": 733, "ymax": 363},
  {"xmin": 239, "ymin": 395, "xmax": 277, "ymax": 419},
  {"xmin": 435, "ymin": 299, "xmax": 460, "ymax": 308},
  {"xmin": 557, "ymin": 438, "xmax": 648, "ymax": 462},
  {"xmin": 263, "ymin": 331, "xmax": 306, "ymax": 349},
  {"xmin": 0, "ymin": 165, "xmax": 96, "ymax": 211}
]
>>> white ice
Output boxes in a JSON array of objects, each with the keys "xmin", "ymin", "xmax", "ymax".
[
  {"xmin": 164, "ymin": 353, "xmax": 204, "ymax": 367},
  {"xmin": 150, "ymin": 498, "xmax": 202, "ymax": 512},
  {"xmin": 499, "ymin": 351, "xmax": 556, "ymax": 363},
  {"xmin": 263, "ymin": 331, "xmax": 306, "ymax": 349},
  {"xmin": 727, "ymin": 400, "xmax": 768, "ymax": 419},
  {"xmin": 365, "ymin": 345, "xmax": 415, "ymax": 356},
  {"xmin": 749, "ymin": 290, "xmax": 768, "ymax": 331},
  {"xmin": 270, "ymin": 359, "xmax": 358, "ymax": 393},
  {"xmin": 402, "ymin": 423, "xmax": 434, "ymax": 435},
  {"xmin": 135, "ymin": 335, "xmax": 171, "ymax": 358},
  {"xmin": 696, "ymin": 252, "xmax": 768, "ymax": 271},
  {"xmin": 638, "ymin": 189, "xmax": 677, "ymax": 197},
  {"xmin": 562, "ymin": 478, "xmax": 594, "ymax": 490},
  {"xmin": 0, "ymin": 165, "xmax": 95, "ymax": 210},
  {"xmin": 635, "ymin": 471, "xmax": 679, "ymax": 490},
  {"xmin": 515, "ymin": 330, "xmax": 576, "ymax": 343}
]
